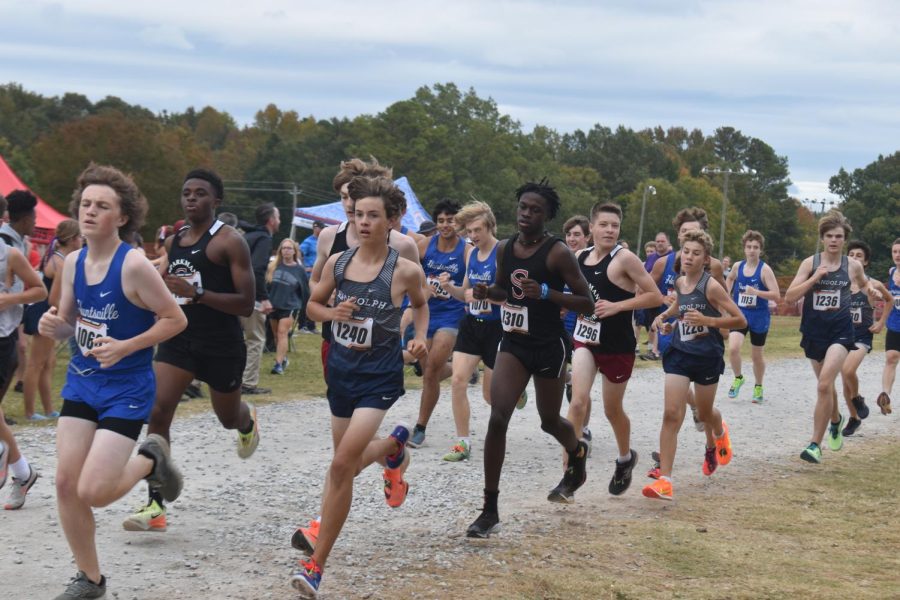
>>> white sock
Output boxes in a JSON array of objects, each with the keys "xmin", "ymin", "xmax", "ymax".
[
  {"xmin": 10, "ymin": 456, "xmax": 30, "ymax": 480},
  {"xmin": 660, "ymin": 475, "xmax": 672, "ymax": 483},
  {"xmin": 617, "ymin": 451, "xmax": 632, "ymax": 464},
  {"xmin": 582, "ymin": 427, "xmax": 591, "ymax": 436},
  {"xmin": 460, "ymin": 437, "xmax": 470, "ymax": 448}
]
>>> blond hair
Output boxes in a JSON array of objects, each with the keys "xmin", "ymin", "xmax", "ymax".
[
  {"xmin": 454, "ymin": 200, "xmax": 496, "ymax": 234},
  {"xmin": 266, "ymin": 238, "xmax": 302, "ymax": 283}
]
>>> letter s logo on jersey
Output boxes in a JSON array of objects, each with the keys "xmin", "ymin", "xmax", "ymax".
[{"xmin": 510, "ymin": 269, "xmax": 529, "ymax": 300}]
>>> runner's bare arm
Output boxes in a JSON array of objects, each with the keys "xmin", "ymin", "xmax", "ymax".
[
  {"xmin": 709, "ymin": 257, "xmax": 727, "ymax": 289},
  {"xmin": 1, "ymin": 248, "xmax": 47, "ymax": 310},
  {"xmin": 725, "ymin": 263, "xmax": 738, "ymax": 295},
  {"xmin": 38, "ymin": 251, "xmax": 79, "ymax": 340},
  {"xmin": 475, "ymin": 239, "xmax": 509, "ymax": 303},
  {"xmin": 546, "ymin": 243, "xmax": 593, "ymax": 315},
  {"xmin": 307, "ymin": 253, "xmax": 341, "ymax": 323},
  {"xmin": 869, "ymin": 279, "xmax": 892, "ymax": 333},
  {"xmin": 390, "ymin": 230, "xmax": 420, "ymax": 263},
  {"xmin": 619, "ymin": 251, "xmax": 666, "ymax": 311},
  {"xmin": 650, "ymin": 254, "xmax": 666, "ymax": 284},
  {"xmin": 756, "ymin": 264, "xmax": 781, "ymax": 301},
  {"xmin": 186, "ymin": 228, "xmax": 254, "ymax": 317},
  {"xmin": 785, "ymin": 256, "xmax": 820, "ymax": 303},
  {"xmin": 401, "ymin": 259, "xmax": 429, "ymax": 359},
  {"xmin": 310, "ymin": 225, "xmax": 337, "ymax": 288}
]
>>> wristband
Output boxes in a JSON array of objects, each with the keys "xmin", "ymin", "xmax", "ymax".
[{"xmin": 540, "ymin": 283, "xmax": 549, "ymax": 300}]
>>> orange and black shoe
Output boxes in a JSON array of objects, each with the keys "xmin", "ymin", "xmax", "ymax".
[
  {"xmin": 291, "ymin": 519, "xmax": 320, "ymax": 555},
  {"xmin": 383, "ymin": 468, "xmax": 409, "ymax": 508},
  {"xmin": 715, "ymin": 421, "xmax": 733, "ymax": 466},
  {"xmin": 642, "ymin": 478, "xmax": 673, "ymax": 501}
]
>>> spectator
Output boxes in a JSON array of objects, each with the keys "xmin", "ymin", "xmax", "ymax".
[
  {"xmin": 418, "ymin": 220, "xmax": 437, "ymax": 237},
  {"xmin": 266, "ymin": 238, "xmax": 308, "ymax": 375}
]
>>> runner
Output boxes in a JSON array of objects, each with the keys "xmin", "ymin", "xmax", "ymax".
[
  {"xmin": 39, "ymin": 164, "xmax": 187, "ymax": 599},
  {"xmin": 564, "ymin": 203, "xmax": 663, "ymax": 500},
  {"xmin": 289, "ymin": 175, "xmax": 428, "ymax": 598},
  {"xmin": 408, "ymin": 199, "xmax": 471, "ymax": 448},
  {"xmin": 561, "ymin": 215, "xmax": 590, "ymax": 404},
  {"xmin": 639, "ymin": 232, "xmax": 673, "ymax": 361},
  {"xmin": 434, "ymin": 201, "xmax": 501, "ymax": 462},
  {"xmin": 22, "ymin": 219, "xmax": 81, "ymax": 420},
  {"xmin": 876, "ymin": 237, "xmax": 900, "ymax": 415},
  {"xmin": 840, "ymin": 240, "xmax": 890, "ymax": 435},
  {"xmin": 724, "ymin": 230, "xmax": 780, "ymax": 403},
  {"xmin": 0, "ymin": 203, "xmax": 47, "ymax": 509},
  {"xmin": 310, "ymin": 158, "xmax": 419, "ymax": 376},
  {"xmin": 267, "ymin": 238, "xmax": 308, "ymax": 375},
  {"xmin": 642, "ymin": 229, "xmax": 744, "ymax": 501},
  {"xmin": 122, "ymin": 168, "xmax": 258, "ymax": 533},
  {"xmin": 784, "ymin": 210, "xmax": 872, "ymax": 463},
  {"xmin": 465, "ymin": 180, "xmax": 594, "ymax": 537}
]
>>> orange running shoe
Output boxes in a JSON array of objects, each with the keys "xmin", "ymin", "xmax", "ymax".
[
  {"xmin": 642, "ymin": 478, "xmax": 673, "ymax": 501},
  {"xmin": 383, "ymin": 467, "xmax": 409, "ymax": 508},
  {"xmin": 715, "ymin": 420, "xmax": 733, "ymax": 466},
  {"xmin": 702, "ymin": 446, "xmax": 718, "ymax": 476},
  {"xmin": 291, "ymin": 518, "xmax": 320, "ymax": 555}
]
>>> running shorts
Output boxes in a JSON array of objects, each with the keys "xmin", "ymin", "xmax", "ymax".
[
  {"xmin": 155, "ymin": 333, "xmax": 246, "ymax": 393},
  {"xmin": 454, "ymin": 316, "xmax": 502, "ymax": 369},
  {"xmin": 572, "ymin": 343, "xmax": 635, "ymax": 383},
  {"xmin": 662, "ymin": 346, "xmax": 725, "ymax": 385},
  {"xmin": 498, "ymin": 333, "xmax": 569, "ymax": 380}
]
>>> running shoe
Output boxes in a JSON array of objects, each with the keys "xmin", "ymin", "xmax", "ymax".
[
  {"xmin": 647, "ymin": 451, "xmax": 661, "ymax": 479},
  {"xmin": 691, "ymin": 405, "xmax": 704, "ymax": 432},
  {"xmin": 383, "ymin": 467, "xmax": 409, "ymax": 508},
  {"xmin": 48, "ymin": 411, "xmax": 61, "ymax": 418},
  {"xmin": 516, "ymin": 389, "xmax": 528, "ymax": 410},
  {"xmin": 290, "ymin": 557, "xmax": 322, "ymax": 599},
  {"xmin": 139, "ymin": 434, "xmax": 183, "ymax": 503},
  {"xmin": 727, "ymin": 375, "xmax": 745, "ymax": 399},
  {"xmin": 27, "ymin": 413, "xmax": 48, "ymax": 421},
  {"xmin": 466, "ymin": 509, "xmax": 500, "ymax": 538},
  {"xmin": 4, "ymin": 465, "xmax": 38, "ymax": 510},
  {"xmin": 828, "ymin": 415, "xmax": 844, "ymax": 451},
  {"xmin": 54, "ymin": 571, "xmax": 106, "ymax": 599},
  {"xmin": 237, "ymin": 403, "xmax": 259, "ymax": 459},
  {"xmin": 271, "ymin": 361, "xmax": 284, "ymax": 375},
  {"xmin": 469, "ymin": 369, "xmax": 479, "ymax": 386},
  {"xmin": 122, "ymin": 499, "xmax": 167, "ymax": 532},
  {"xmin": 714, "ymin": 421, "xmax": 733, "ymax": 466},
  {"xmin": 800, "ymin": 443, "xmax": 822, "ymax": 464},
  {"xmin": 0, "ymin": 441, "xmax": 7, "ymax": 490},
  {"xmin": 641, "ymin": 478, "xmax": 673, "ymax": 501},
  {"xmin": 702, "ymin": 445, "xmax": 718, "ymax": 476},
  {"xmin": 752, "ymin": 384, "xmax": 764, "ymax": 404},
  {"xmin": 442, "ymin": 439, "xmax": 470, "ymax": 462},
  {"xmin": 548, "ymin": 441, "xmax": 588, "ymax": 503},
  {"xmin": 876, "ymin": 392, "xmax": 892, "ymax": 415},
  {"xmin": 565, "ymin": 382, "xmax": 572, "ymax": 402},
  {"xmin": 291, "ymin": 519, "xmax": 319, "ymax": 555},
  {"xmin": 608, "ymin": 450, "xmax": 638, "ymax": 495},
  {"xmin": 385, "ymin": 422, "xmax": 410, "ymax": 469},
  {"xmin": 408, "ymin": 426, "xmax": 426, "ymax": 448},
  {"xmin": 240, "ymin": 384, "xmax": 271, "ymax": 395},
  {"xmin": 410, "ymin": 360, "xmax": 423, "ymax": 377},
  {"xmin": 851, "ymin": 395, "xmax": 869, "ymax": 419},
  {"xmin": 842, "ymin": 417, "xmax": 861, "ymax": 437},
  {"xmin": 583, "ymin": 428, "xmax": 593, "ymax": 458}
]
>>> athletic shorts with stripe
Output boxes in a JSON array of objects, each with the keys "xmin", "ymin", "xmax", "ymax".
[{"xmin": 498, "ymin": 333, "xmax": 570, "ymax": 379}]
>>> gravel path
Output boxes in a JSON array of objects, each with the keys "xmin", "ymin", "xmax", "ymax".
[{"xmin": 1, "ymin": 354, "xmax": 894, "ymax": 599}]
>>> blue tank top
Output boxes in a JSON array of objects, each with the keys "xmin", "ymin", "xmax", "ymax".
[
  {"xmin": 422, "ymin": 235, "xmax": 466, "ymax": 321},
  {"xmin": 888, "ymin": 267, "xmax": 900, "ymax": 332},
  {"xmin": 801, "ymin": 254, "xmax": 852, "ymax": 340},
  {"xmin": 328, "ymin": 247, "xmax": 403, "ymax": 376},
  {"xmin": 658, "ymin": 252, "xmax": 677, "ymax": 298},
  {"xmin": 733, "ymin": 260, "xmax": 771, "ymax": 331},
  {"xmin": 71, "ymin": 243, "xmax": 156, "ymax": 373},
  {"xmin": 671, "ymin": 271, "xmax": 724, "ymax": 357},
  {"xmin": 849, "ymin": 279, "xmax": 874, "ymax": 334},
  {"xmin": 465, "ymin": 242, "xmax": 500, "ymax": 321},
  {"xmin": 563, "ymin": 284, "xmax": 577, "ymax": 333}
]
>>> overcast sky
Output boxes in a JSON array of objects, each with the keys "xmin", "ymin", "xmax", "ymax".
[{"xmin": 3, "ymin": 0, "xmax": 899, "ymax": 202}]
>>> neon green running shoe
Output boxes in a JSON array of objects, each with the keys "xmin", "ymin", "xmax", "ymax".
[
  {"xmin": 442, "ymin": 439, "xmax": 470, "ymax": 462},
  {"xmin": 800, "ymin": 443, "xmax": 822, "ymax": 464},
  {"xmin": 752, "ymin": 384, "xmax": 764, "ymax": 404},
  {"xmin": 516, "ymin": 389, "xmax": 528, "ymax": 410},
  {"xmin": 827, "ymin": 415, "xmax": 844, "ymax": 451},
  {"xmin": 237, "ymin": 403, "xmax": 259, "ymax": 459},
  {"xmin": 727, "ymin": 375, "xmax": 745, "ymax": 398},
  {"xmin": 123, "ymin": 499, "xmax": 167, "ymax": 532}
]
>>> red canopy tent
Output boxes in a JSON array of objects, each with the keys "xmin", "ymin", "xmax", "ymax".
[{"xmin": 0, "ymin": 154, "xmax": 68, "ymax": 245}]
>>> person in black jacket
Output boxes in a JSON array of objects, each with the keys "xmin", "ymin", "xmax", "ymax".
[{"xmin": 241, "ymin": 203, "xmax": 280, "ymax": 394}]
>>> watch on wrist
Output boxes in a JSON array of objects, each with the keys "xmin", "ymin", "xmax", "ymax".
[{"xmin": 193, "ymin": 284, "xmax": 205, "ymax": 303}]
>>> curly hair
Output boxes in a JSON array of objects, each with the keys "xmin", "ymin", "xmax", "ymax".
[
  {"xmin": 69, "ymin": 163, "xmax": 147, "ymax": 239},
  {"xmin": 347, "ymin": 176, "xmax": 405, "ymax": 221},
  {"xmin": 332, "ymin": 157, "xmax": 393, "ymax": 193},
  {"xmin": 680, "ymin": 229, "xmax": 714, "ymax": 257},
  {"xmin": 672, "ymin": 207, "xmax": 709, "ymax": 232},
  {"xmin": 516, "ymin": 179, "xmax": 560, "ymax": 220}
]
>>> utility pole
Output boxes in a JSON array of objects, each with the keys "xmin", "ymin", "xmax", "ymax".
[{"xmin": 636, "ymin": 184, "xmax": 656, "ymax": 254}]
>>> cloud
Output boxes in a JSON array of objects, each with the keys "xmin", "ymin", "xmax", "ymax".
[{"xmin": 139, "ymin": 24, "xmax": 193, "ymax": 51}]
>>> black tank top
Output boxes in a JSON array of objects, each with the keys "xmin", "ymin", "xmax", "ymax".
[
  {"xmin": 576, "ymin": 245, "xmax": 635, "ymax": 354},
  {"xmin": 167, "ymin": 220, "xmax": 242, "ymax": 342},
  {"xmin": 498, "ymin": 234, "xmax": 565, "ymax": 340}
]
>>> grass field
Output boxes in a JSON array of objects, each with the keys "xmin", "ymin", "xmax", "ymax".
[{"xmin": 1, "ymin": 315, "xmax": 887, "ymax": 425}]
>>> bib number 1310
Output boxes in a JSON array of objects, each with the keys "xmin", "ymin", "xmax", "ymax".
[{"xmin": 501, "ymin": 304, "xmax": 528, "ymax": 334}]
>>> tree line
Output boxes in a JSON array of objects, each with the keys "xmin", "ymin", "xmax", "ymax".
[{"xmin": 0, "ymin": 82, "xmax": 896, "ymax": 274}]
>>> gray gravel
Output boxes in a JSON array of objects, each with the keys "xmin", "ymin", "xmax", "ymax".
[{"xmin": 0, "ymin": 354, "xmax": 894, "ymax": 599}]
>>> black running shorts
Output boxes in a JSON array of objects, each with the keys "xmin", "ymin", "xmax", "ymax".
[
  {"xmin": 155, "ymin": 333, "xmax": 246, "ymax": 393},
  {"xmin": 498, "ymin": 333, "xmax": 570, "ymax": 380},
  {"xmin": 453, "ymin": 316, "xmax": 502, "ymax": 369}
]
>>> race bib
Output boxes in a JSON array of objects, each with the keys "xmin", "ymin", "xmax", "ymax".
[
  {"xmin": 851, "ymin": 307, "xmax": 862, "ymax": 324},
  {"xmin": 331, "ymin": 316, "xmax": 374, "ymax": 350},
  {"xmin": 678, "ymin": 321, "xmax": 708, "ymax": 342},
  {"xmin": 893, "ymin": 294, "xmax": 900, "ymax": 310},
  {"xmin": 75, "ymin": 317, "xmax": 107, "ymax": 357},
  {"xmin": 738, "ymin": 292, "xmax": 757, "ymax": 308},
  {"xmin": 468, "ymin": 299, "xmax": 492, "ymax": 316},
  {"xmin": 426, "ymin": 276, "xmax": 450, "ymax": 300},
  {"xmin": 173, "ymin": 272, "xmax": 202, "ymax": 305},
  {"xmin": 501, "ymin": 304, "xmax": 529, "ymax": 334},
  {"xmin": 813, "ymin": 289, "xmax": 840, "ymax": 311},
  {"xmin": 573, "ymin": 315, "xmax": 601, "ymax": 345}
]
